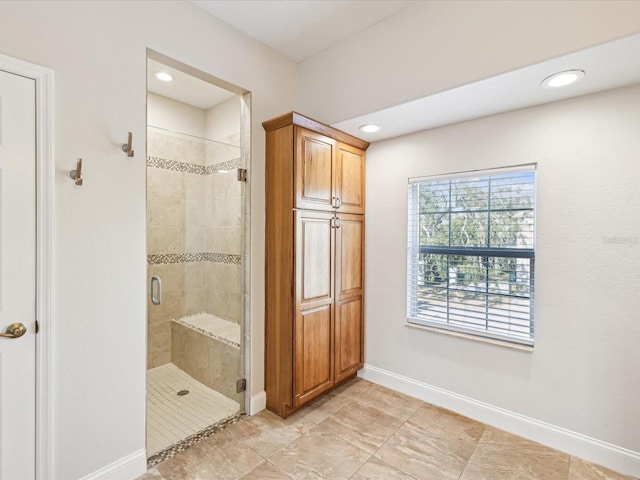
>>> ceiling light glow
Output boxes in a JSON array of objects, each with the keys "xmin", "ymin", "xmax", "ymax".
[
  {"xmin": 359, "ymin": 124, "xmax": 381, "ymax": 133},
  {"xmin": 155, "ymin": 71, "xmax": 174, "ymax": 82},
  {"xmin": 541, "ymin": 70, "xmax": 585, "ymax": 89}
]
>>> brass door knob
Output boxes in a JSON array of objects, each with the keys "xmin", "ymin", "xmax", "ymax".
[{"xmin": 0, "ymin": 323, "xmax": 27, "ymax": 339}]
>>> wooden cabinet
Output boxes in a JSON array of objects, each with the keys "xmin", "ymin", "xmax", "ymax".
[
  {"xmin": 264, "ymin": 112, "xmax": 369, "ymax": 417},
  {"xmin": 295, "ymin": 128, "xmax": 366, "ymax": 214},
  {"xmin": 335, "ymin": 142, "xmax": 366, "ymax": 214},
  {"xmin": 334, "ymin": 213, "xmax": 364, "ymax": 383},
  {"xmin": 295, "ymin": 210, "xmax": 334, "ymax": 405}
]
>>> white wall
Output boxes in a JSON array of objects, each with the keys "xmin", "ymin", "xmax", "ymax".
[
  {"xmin": 365, "ymin": 85, "xmax": 640, "ymax": 471},
  {"xmin": 147, "ymin": 92, "xmax": 206, "ymax": 137},
  {"xmin": 206, "ymin": 95, "xmax": 241, "ymax": 143},
  {"xmin": 298, "ymin": 0, "xmax": 640, "ymax": 124},
  {"xmin": 0, "ymin": 1, "xmax": 296, "ymax": 478},
  {"xmin": 2, "ymin": 0, "xmax": 637, "ymax": 477}
]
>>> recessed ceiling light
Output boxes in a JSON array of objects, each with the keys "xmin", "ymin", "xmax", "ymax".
[
  {"xmin": 155, "ymin": 71, "xmax": 174, "ymax": 82},
  {"xmin": 541, "ymin": 70, "xmax": 585, "ymax": 89},
  {"xmin": 359, "ymin": 124, "xmax": 381, "ymax": 133}
]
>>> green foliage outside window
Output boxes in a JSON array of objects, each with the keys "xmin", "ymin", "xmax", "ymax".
[{"xmin": 408, "ymin": 168, "xmax": 535, "ymax": 345}]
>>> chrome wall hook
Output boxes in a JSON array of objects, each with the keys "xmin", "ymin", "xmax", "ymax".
[
  {"xmin": 122, "ymin": 131, "xmax": 134, "ymax": 157},
  {"xmin": 69, "ymin": 158, "xmax": 83, "ymax": 186}
]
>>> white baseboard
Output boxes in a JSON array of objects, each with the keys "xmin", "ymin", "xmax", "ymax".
[
  {"xmin": 249, "ymin": 390, "xmax": 266, "ymax": 415},
  {"xmin": 79, "ymin": 449, "xmax": 147, "ymax": 480},
  {"xmin": 360, "ymin": 364, "xmax": 640, "ymax": 477}
]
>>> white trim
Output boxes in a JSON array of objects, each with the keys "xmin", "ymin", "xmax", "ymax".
[
  {"xmin": 78, "ymin": 449, "xmax": 147, "ymax": 480},
  {"xmin": 405, "ymin": 322, "xmax": 534, "ymax": 352},
  {"xmin": 249, "ymin": 391, "xmax": 266, "ymax": 415},
  {"xmin": 0, "ymin": 53, "xmax": 55, "ymax": 480},
  {"xmin": 408, "ymin": 162, "xmax": 536, "ymax": 184},
  {"xmin": 359, "ymin": 364, "xmax": 640, "ymax": 477}
]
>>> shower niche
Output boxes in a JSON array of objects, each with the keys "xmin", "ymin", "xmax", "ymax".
[{"xmin": 145, "ymin": 55, "xmax": 249, "ymax": 462}]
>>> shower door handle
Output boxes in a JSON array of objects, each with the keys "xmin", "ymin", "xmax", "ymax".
[{"xmin": 150, "ymin": 276, "xmax": 162, "ymax": 305}]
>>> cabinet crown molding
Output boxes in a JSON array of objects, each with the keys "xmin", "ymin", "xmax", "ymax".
[{"xmin": 263, "ymin": 111, "xmax": 370, "ymax": 151}]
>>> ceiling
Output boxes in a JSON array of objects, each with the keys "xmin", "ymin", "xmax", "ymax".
[
  {"xmin": 147, "ymin": 1, "xmax": 415, "ymax": 111},
  {"xmin": 335, "ymin": 33, "xmax": 640, "ymax": 142},
  {"xmin": 193, "ymin": 0, "xmax": 417, "ymax": 63},
  {"xmin": 147, "ymin": 59, "xmax": 236, "ymax": 110},
  {"xmin": 155, "ymin": 2, "xmax": 640, "ymax": 142}
]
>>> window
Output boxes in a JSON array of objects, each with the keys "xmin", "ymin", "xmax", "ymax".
[{"xmin": 407, "ymin": 165, "xmax": 536, "ymax": 346}]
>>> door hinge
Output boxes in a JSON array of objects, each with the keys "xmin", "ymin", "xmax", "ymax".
[
  {"xmin": 236, "ymin": 378, "xmax": 247, "ymax": 393},
  {"xmin": 237, "ymin": 168, "xmax": 248, "ymax": 182},
  {"xmin": 35, "ymin": 320, "xmax": 39, "ymax": 334}
]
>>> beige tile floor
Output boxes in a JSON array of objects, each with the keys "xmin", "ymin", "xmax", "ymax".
[{"xmin": 139, "ymin": 378, "xmax": 636, "ymax": 480}]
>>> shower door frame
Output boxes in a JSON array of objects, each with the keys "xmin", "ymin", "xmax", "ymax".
[{"xmin": 145, "ymin": 47, "xmax": 252, "ymax": 422}]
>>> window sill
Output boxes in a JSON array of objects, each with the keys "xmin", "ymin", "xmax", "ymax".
[{"xmin": 405, "ymin": 322, "xmax": 534, "ymax": 352}]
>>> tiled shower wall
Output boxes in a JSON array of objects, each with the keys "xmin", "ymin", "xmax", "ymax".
[{"xmin": 147, "ymin": 128, "xmax": 243, "ymax": 368}]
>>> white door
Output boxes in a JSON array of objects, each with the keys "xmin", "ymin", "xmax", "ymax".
[{"xmin": 0, "ymin": 69, "xmax": 36, "ymax": 479}]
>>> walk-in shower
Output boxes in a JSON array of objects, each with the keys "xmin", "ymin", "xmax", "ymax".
[{"xmin": 145, "ymin": 55, "xmax": 249, "ymax": 463}]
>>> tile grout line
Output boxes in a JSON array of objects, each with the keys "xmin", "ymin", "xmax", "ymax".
[
  {"xmin": 455, "ymin": 424, "xmax": 489, "ymax": 480},
  {"xmin": 359, "ymin": 399, "xmax": 423, "ymax": 480},
  {"xmin": 321, "ymin": 386, "xmax": 425, "ymax": 480}
]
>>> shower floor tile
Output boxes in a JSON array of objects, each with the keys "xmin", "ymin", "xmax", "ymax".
[{"xmin": 147, "ymin": 363, "xmax": 240, "ymax": 457}]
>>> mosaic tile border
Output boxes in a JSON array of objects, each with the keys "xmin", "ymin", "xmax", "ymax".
[
  {"xmin": 147, "ymin": 156, "xmax": 241, "ymax": 175},
  {"xmin": 147, "ymin": 156, "xmax": 206, "ymax": 175},
  {"xmin": 147, "ymin": 412, "xmax": 245, "ymax": 468},
  {"xmin": 172, "ymin": 316, "xmax": 241, "ymax": 349},
  {"xmin": 147, "ymin": 252, "xmax": 241, "ymax": 265},
  {"xmin": 212, "ymin": 158, "xmax": 242, "ymax": 173}
]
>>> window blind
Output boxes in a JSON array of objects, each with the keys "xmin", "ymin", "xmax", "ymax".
[{"xmin": 407, "ymin": 165, "xmax": 536, "ymax": 346}]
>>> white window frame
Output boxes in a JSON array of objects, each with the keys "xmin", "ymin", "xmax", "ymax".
[{"xmin": 407, "ymin": 164, "xmax": 536, "ymax": 347}]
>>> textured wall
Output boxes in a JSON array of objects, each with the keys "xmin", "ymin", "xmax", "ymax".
[
  {"xmin": 365, "ymin": 85, "xmax": 640, "ymax": 457},
  {"xmin": 0, "ymin": 2, "xmax": 297, "ymax": 478},
  {"xmin": 298, "ymin": 1, "xmax": 640, "ymax": 124}
]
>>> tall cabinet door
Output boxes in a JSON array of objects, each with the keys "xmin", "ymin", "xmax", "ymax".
[
  {"xmin": 335, "ymin": 142, "xmax": 366, "ymax": 214},
  {"xmin": 334, "ymin": 213, "xmax": 365, "ymax": 383},
  {"xmin": 294, "ymin": 210, "xmax": 335, "ymax": 406},
  {"xmin": 295, "ymin": 128, "xmax": 336, "ymax": 212}
]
